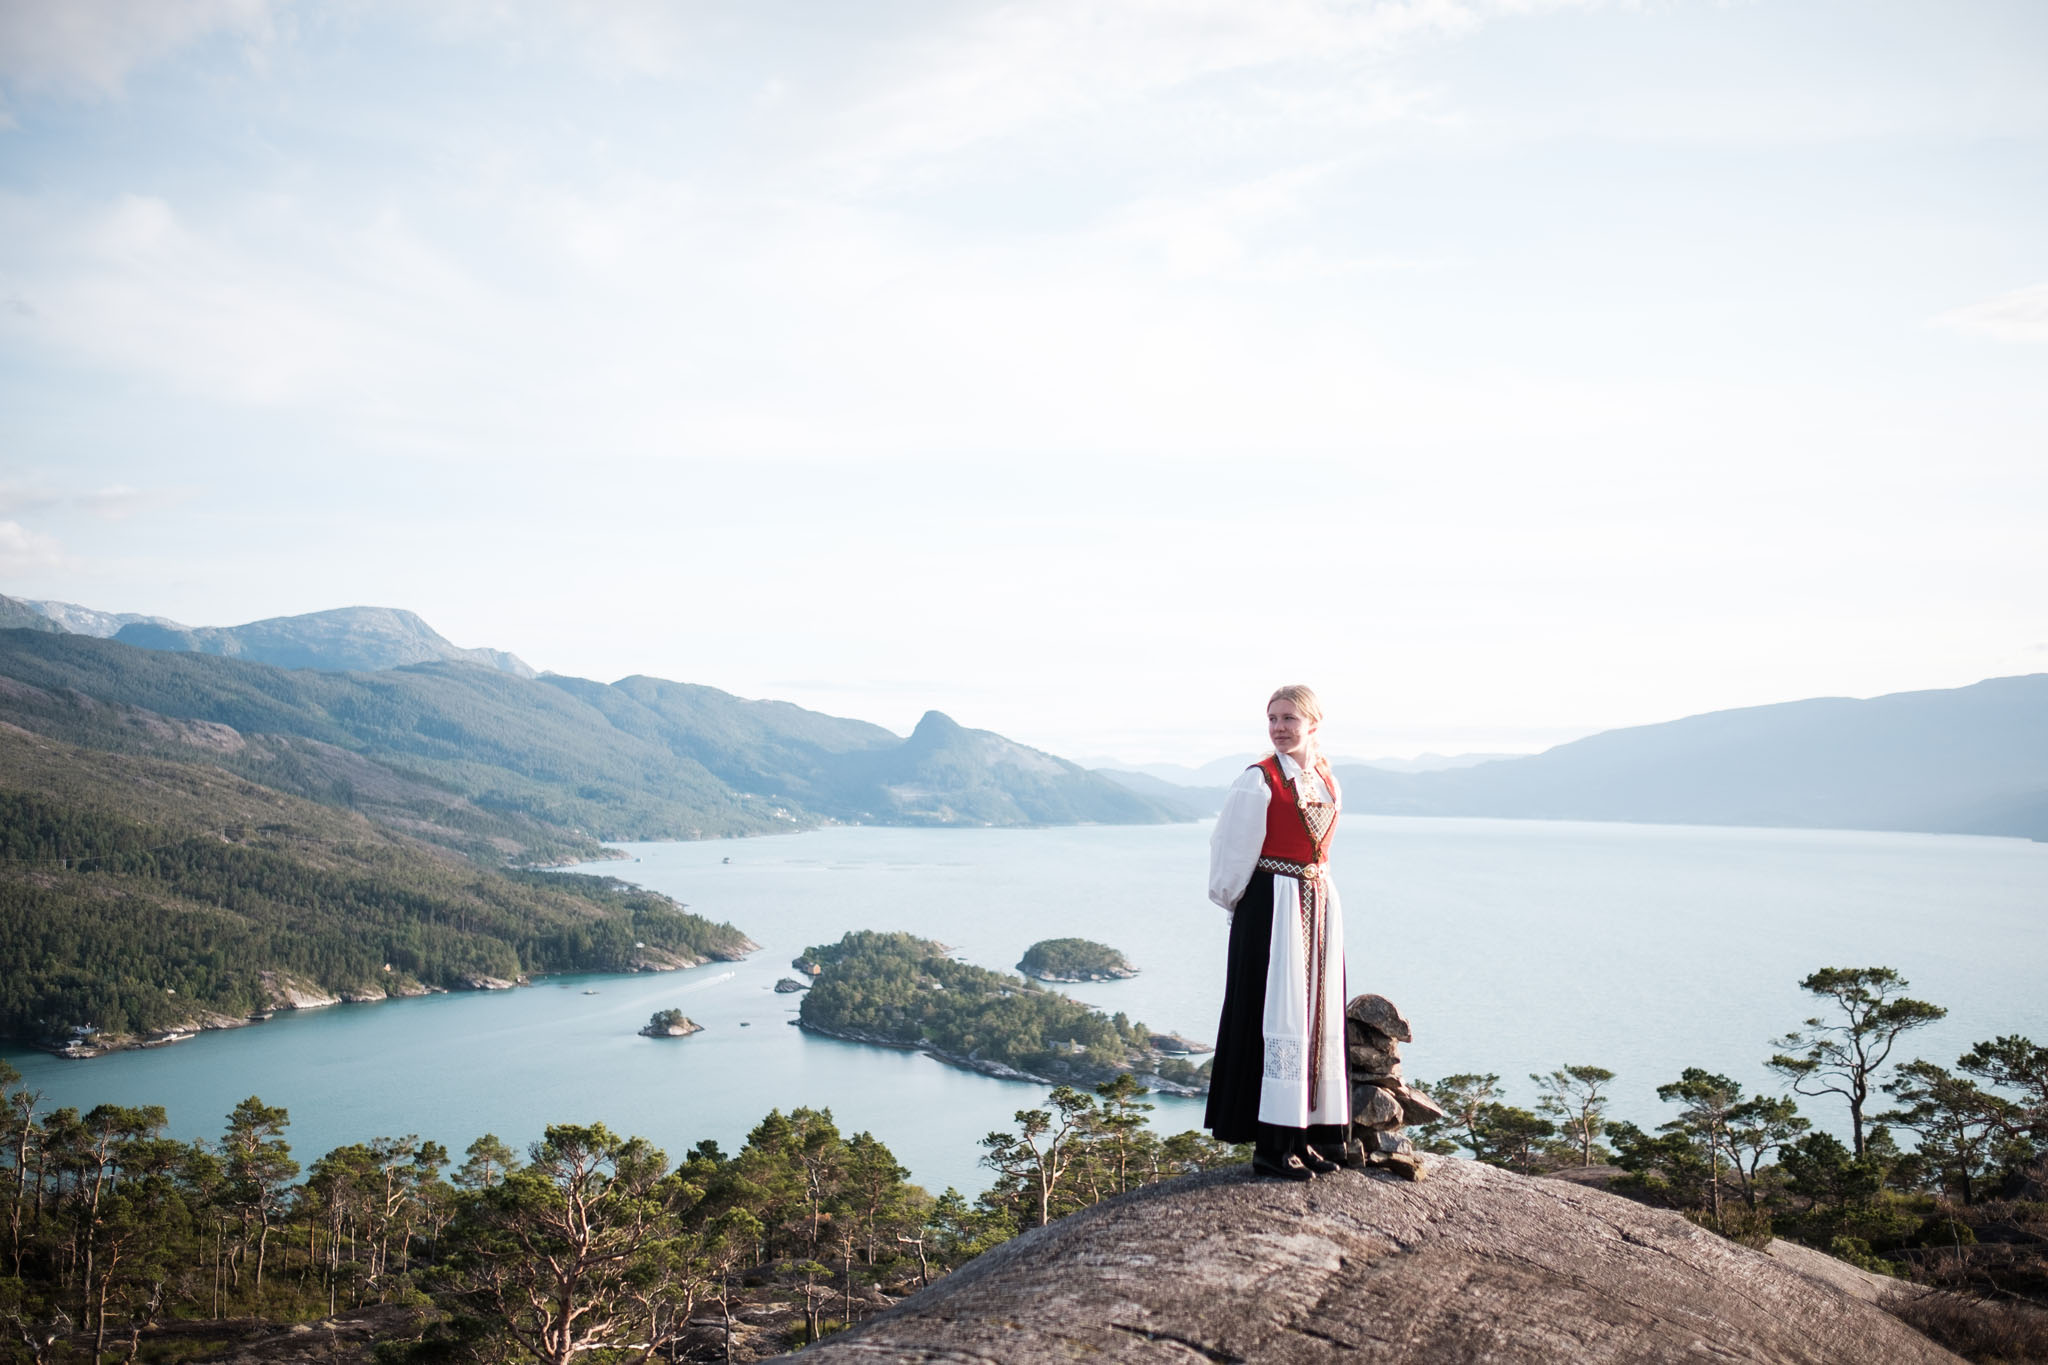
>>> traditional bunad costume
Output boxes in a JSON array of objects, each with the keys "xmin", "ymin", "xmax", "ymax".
[{"xmin": 1204, "ymin": 752, "xmax": 1349, "ymax": 1157}]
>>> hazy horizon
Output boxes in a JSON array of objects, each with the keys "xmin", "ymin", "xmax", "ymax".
[
  {"xmin": 4, "ymin": 1, "xmax": 2044, "ymax": 763},
  {"xmin": 14, "ymin": 589, "xmax": 2041, "ymax": 771}
]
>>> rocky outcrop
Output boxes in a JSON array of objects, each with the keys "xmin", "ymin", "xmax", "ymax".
[
  {"xmin": 1344, "ymin": 993, "xmax": 1443, "ymax": 1179},
  {"xmin": 795, "ymin": 1158, "xmax": 1960, "ymax": 1364},
  {"xmin": 456, "ymin": 974, "xmax": 520, "ymax": 991},
  {"xmin": 627, "ymin": 945, "xmax": 708, "ymax": 971},
  {"xmin": 1766, "ymin": 1237, "xmax": 1929, "ymax": 1307},
  {"xmin": 259, "ymin": 971, "xmax": 341, "ymax": 1011},
  {"xmin": 774, "ymin": 977, "xmax": 809, "ymax": 993},
  {"xmin": 1024, "ymin": 966, "xmax": 1137, "ymax": 982}
]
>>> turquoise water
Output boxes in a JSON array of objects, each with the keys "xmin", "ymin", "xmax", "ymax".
[{"xmin": 6, "ymin": 818, "xmax": 2044, "ymax": 1195}]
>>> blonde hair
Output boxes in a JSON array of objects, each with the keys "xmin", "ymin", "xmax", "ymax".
[{"xmin": 1267, "ymin": 684, "xmax": 1324, "ymax": 725}]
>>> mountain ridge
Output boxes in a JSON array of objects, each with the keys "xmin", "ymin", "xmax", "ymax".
[
  {"xmin": 108, "ymin": 604, "xmax": 538, "ymax": 677},
  {"xmin": 1102, "ymin": 675, "xmax": 2047, "ymax": 842},
  {"xmin": 1329, "ymin": 673, "xmax": 2048, "ymax": 840},
  {"xmin": 0, "ymin": 627, "xmax": 1182, "ymax": 852}
]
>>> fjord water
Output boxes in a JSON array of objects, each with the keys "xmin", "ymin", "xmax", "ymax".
[{"xmin": 6, "ymin": 819, "xmax": 2045, "ymax": 1196}]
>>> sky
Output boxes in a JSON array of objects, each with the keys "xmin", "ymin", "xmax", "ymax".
[{"xmin": 1, "ymin": 0, "xmax": 2044, "ymax": 765}]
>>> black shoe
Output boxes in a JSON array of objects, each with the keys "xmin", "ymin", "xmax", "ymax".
[
  {"xmin": 1299, "ymin": 1145, "xmax": 1341, "ymax": 1175},
  {"xmin": 1252, "ymin": 1152, "xmax": 1315, "ymax": 1182}
]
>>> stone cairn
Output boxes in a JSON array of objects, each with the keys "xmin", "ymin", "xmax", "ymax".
[{"xmin": 1345, "ymin": 993, "xmax": 1446, "ymax": 1180}]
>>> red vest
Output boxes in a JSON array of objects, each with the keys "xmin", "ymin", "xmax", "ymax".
[{"xmin": 1255, "ymin": 755, "xmax": 1338, "ymax": 864}]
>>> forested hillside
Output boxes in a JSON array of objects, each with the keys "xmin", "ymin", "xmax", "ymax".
[
  {"xmin": 0, "ymin": 625, "xmax": 1176, "ymax": 1046},
  {"xmin": 797, "ymin": 931, "xmax": 1203, "ymax": 1091},
  {"xmin": 0, "ymin": 629, "xmax": 1181, "ymax": 841},
  {"xmin": 0, "ymin": 724, "xmax": 752, "ymax": 1043}
]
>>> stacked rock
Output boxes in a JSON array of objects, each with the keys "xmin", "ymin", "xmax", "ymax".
[{"xmin": 1345, "ymin": 993, "xmax": 1446, "ymax": 1180}]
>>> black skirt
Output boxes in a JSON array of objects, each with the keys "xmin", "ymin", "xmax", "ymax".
[{"xmin": 1204, "ymin": 870, "xmax": 1346, "ymax": 1146}]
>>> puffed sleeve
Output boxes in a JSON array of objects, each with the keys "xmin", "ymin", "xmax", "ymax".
[{"xmin": 1208, "ymin": 767, "xmax": 1270, "ymax": 910}]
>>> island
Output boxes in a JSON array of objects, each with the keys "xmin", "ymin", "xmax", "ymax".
[
  {"xmin": 639, "ymin": 1008, "xmax": 703, "ymax": 1038},
  {"xmin": 1018, "ymin": 937, "xmax": 1137, "ymax": 982},
  {"xmin": 796, "ymin": 930, "xmax": 1208, "ymax": 1094}
]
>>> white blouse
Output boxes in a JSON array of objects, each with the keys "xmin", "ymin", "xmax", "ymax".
[{"xmin": 1207, "ymin": 751, "xmax": 1339, "ymax": 910}]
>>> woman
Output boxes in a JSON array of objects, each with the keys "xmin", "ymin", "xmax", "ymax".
[{"xmin": 1205, "ymin": 684, "xmax": 1349, "ymax": 1180}]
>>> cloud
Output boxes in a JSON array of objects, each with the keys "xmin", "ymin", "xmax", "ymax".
[
  {"xmin": 0, "ymin": 480, "xmax": 187, "ymax": 523},
  {"xmin": 818, "ymin": 0, "xmax": 1482, "ymax": 185},
  {"xmin": 76, "ymin": 485, "xmax": 150, "ymax": 520},
  {"xmin": 4, "ymin": 191, "xmax": 492, "ymax": 408},
  {"xmin": 1936, "ymin": 282, "xmax": 2048, "ymax": 343},
  {"xmin": 0, "ymin": 519, "xmax": 62, "ymax": 572},
  {"xmin": 424, "ymin": 0, "xmax": 712, "ymax": 78},
  {"xmin": 0, "ymin": 483, "xmax": 59, "ymax": 517},
  {"xmin": 0, "ymin": 0, "xmax": 275, "ymax": 99}
]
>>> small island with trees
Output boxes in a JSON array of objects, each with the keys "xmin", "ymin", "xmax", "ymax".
[
  {"xmin": 797, "ymin": 931, "xmax": 1206, "ymax": 1093},
  {"xmin": 1018, "ymin": 937, "xmax": 1137, "ymax": 983},
  {"xmin": 639, "ymin": 1008, "xmax": 703, "ymax": 1038}
]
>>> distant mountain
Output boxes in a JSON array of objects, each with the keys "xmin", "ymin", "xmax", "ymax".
[
  {"xmin": 0, "ymin": 595, "xmax": 64, "ymax": 633},
  {"xmin": 1084, "ymin": 755, "xmax": 1260, "ymax": 788},
  {"xmin": 1333, "ymin": 675, "xmax": 2048, "ymax": 841},
  {"xmin": 111, "ymin": 605, "xmax": 536, "ymax": 677},
  {"xmin": 830, "ymin": 711, "xmax": 1170, "ymax": 825},
  {"xmin": 0, "ymin": 630, "xmax": 1183, "ymax": 853},
  {"xmin": 20, "ymin": 598, "xmax": 181, "ymax": 637},
  {"xmin": 1090, "ymin": 751, "xmax": 1513, "ymax": 789},
  {"xmin": 1355, "ymin": 752, "xmax": 1519, "ymax": 774},
  {"xmin": 1093, "ymin": 768, "xmax": 1227, "ymax": 818}
]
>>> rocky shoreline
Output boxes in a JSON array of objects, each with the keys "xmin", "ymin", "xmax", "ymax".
[
  {"xmin": 795, "ymin": 1019, "xmax": 1206, "ymax": 1097},
  {"xmin": 32, "ymin": 944, "xmax": 759, "ymax": 1060},
  {"xmin": 639, "ymin": 1012, "xmax": 704, "ymax": 1038},
  {"xmin": 1020, "ymin": 966, "xmax": 1138, "ymax": 983}
]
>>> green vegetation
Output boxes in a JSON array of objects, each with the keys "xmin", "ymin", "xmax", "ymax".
[
  {"xmin": 0, "ymin": 631, "xmax": 1180, "ymax": 852},
  {"xmin": 1017, "ymin": 938, "xmax": 1135, "ymax": 981},
  {"xmin": 0, "ymin": 1064, "xmax": 1240, "ymax": 1362},
  {"xmin": 0, "ymin": 631, "xmax": 806, "ymax": 849},
  {"xmin": 0, "ymin": 728, "xmax": 749, "ymax": 1043},
  {"xmin": 1411, "ymin": 965, "xmax": 2048, "ymax": 1339},
  {"xmin": 642, "ymin": 1009, "xmax": 700, "ymax": 1036},
  {"xmin": 797, "ymin": 932, "xmax": 1175, "ymax": 1088},
  {"xmin": 3, "ymin": 959, "xmax": 2044, "ymax": 1360}
]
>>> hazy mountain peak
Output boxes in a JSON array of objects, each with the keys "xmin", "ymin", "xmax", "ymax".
[
  {"xmin": 909, "ymin": 710, "xmax": 964, "ymax": 741},
  {"xmin": 0, "ymin": 595, "xmax": 66, "ymax": 634},
  {"xmin": 18, "ymin": 599, "xmax": 183, "ymax": 637},
  {"xmin": 110, "ymin": 603, "xmax": 536, "ymax": 677}
]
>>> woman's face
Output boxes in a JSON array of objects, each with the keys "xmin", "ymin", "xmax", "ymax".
[{"xmin": 1268, "ymin": 699, "xmax": 1318, "ymax": 761}]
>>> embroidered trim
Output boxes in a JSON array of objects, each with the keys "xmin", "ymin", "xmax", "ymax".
[
  {"xmin": 1263, "ymin": 1037, "xmax": 1304, "ymax": 1083},
  {"xmin": 1257, "ymin": 756, "xmax": 1338, "ymax": 863},
  {"xmin": 1303, "ymin": 876, "xmax": 1330, "ymax": 1109}
]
